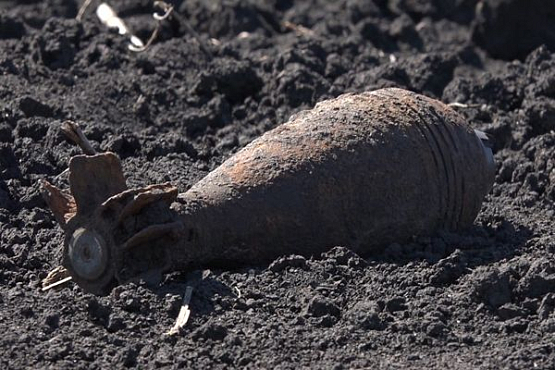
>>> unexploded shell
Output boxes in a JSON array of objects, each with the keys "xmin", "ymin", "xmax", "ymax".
[{"xmin": 44, "ymin": 88, "xmax": 495, "ymax": 294}]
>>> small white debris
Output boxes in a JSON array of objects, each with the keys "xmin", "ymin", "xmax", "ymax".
[
  {"xmin": 96, "ymin": 3, "xmax": 127, "ymax": 35},
  {"xmin": 165, "ymin": 286, "xmax": 194, "ymax": 336},
  {"xmin": 96, "ymin": 3, "xmax": 145, "ymax": 50},
  {"xmin": 42, "ymin": 266, "xmax": 72, "ymax": 291}
]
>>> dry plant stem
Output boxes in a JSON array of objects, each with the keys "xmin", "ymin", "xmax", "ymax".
[
  {"xmin": 76, "ymin": 0, "xmax": 94, "ymax": 21},
  {"xmin": 61, "ymin": 121, "xmax": 96, "ymax": 155},
  {"xmin": 42, "ymin": 276, "xmax": 73, "ymax": 291},
  {"xmin": 54, "ymin": 168, "xmax": 69, "ymax": 182},
  {"xmin": 42, "ymin": 266, "xmax": 72, "ymax": 291},
  {"xmin": 129, "ymin": 26, "xmax": 160, "ymax": 52},
  {"xmin": 282, "ymin": 21, "xmax": 315, "ymax": 36},
  {"xmin": 153, "ymin": 1, "xmax": 174, "ymax": 21},
  {"xmin": 129, "ymin": 1, "xmax": 174, "ymax": 52},
  {"xmin": 166, "ymin": 286, "xmax": 194, "ymax": 336}
]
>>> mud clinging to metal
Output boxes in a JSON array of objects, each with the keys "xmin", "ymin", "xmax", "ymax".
[{"xmin": 42, "ymin": 88, "xmax": 495, "ymax": 295}]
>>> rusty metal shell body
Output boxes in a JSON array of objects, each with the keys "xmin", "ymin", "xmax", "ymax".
[
  {"xmin": 171, "ymin": 88, "xmax": 494, "ymax": 268},
  {"xmin": 46, "ymin": 88, "xmax": 495, "ymax": 294}
]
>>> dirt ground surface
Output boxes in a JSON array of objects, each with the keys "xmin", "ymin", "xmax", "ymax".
[{"xmin": 1, "ymin": 0, "xmax": 555, "ymax": 368}]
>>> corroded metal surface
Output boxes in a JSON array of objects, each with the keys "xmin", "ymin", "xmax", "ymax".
[
  {"xmin": 175, "ymin": 88, "xmax": 494, "ymax": 268},
  {"xmin": 44, "ymin": 88, "xmax": 495, "ymax": 294}
]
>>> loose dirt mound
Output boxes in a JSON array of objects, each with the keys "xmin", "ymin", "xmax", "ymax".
[{"xmin": 1, "ymin": 0, "xmax": 554, "ymax": 368}]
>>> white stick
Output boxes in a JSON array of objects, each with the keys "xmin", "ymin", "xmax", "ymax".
[
  {"xmin": 42, "ymin": 276, "xmax": 73, "ymax": 292},
  {"xmin": 165, "ymin": 286, "xmax": 194, "ymax": 336}
]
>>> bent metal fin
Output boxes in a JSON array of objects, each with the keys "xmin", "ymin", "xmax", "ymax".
[
  {"xmin": 69, "ymin": 152, "xmax": 127, "ymax": 217},
  {"xmin": 40, "ymin": 179, "xmax": 77, "ymax": 229}
]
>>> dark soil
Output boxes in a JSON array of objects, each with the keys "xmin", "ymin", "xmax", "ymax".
[{"xmin": 1, "ymin": 0, "xmax": 555, "ymax": 368}]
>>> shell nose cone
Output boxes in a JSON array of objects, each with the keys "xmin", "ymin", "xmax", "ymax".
[{"xmin": 68, "ymin": 228, "xmax": 108, "ymax": 281}]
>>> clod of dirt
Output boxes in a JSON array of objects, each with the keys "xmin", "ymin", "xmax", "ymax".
[
  {"xmin": 193, "ymin": 59, "xmax": 263, "ymax": 103},
  {"xmin": 428, "ymin": 249, "xmax": 468, "ymax": 285},
  {"xmin": 515, "ymin": 258, "xmax": 555, "ymax": 299},
  {"xmin": 192, "ymin": 321, "xmax": 228, "ymax": 341},
  {"xmin": 322, "ymin": 246, "xmax": 367, "ymax": 269},
  {"xmin": 0, "ymin": 14, "xmax": 26, "ymax": 39},
  {"xmin": 538, "ymin": 293, "xmax": 555, "ymax": 319},
  {"xmin": 467, "ymin": 266, "xmax": 513, "ymax": 308},
  {"xmin": 522, "ymin": 97, "xmax": 555, "ymax": 136},
  {"xmin": 179, "ymin": 0, "xmax": 280, "ymax": 39},
  {"xmin": 30, "ymin": 18, "xmax": 82, "ymax": 70},
  {"xmin": 304, "ymin": 295, "xmax": 341, "ymax": 318},
  {"xmin": 267, "ymin": 254, "xmax": 307, "ymax": 272},
  {"xmin": 496, "ymin": 303, "xmax": 528, "ymax": 321},
  {"xmin": 345, "ymin": 300, "xmax": 385, "ymax": 330},
  {"xmin": 17, "ymin": 97, "xmax": 54, "ymax": 118},
  {"xmin": 472, "ymin": 0, "xmax": 555, "ymax": 60}
]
